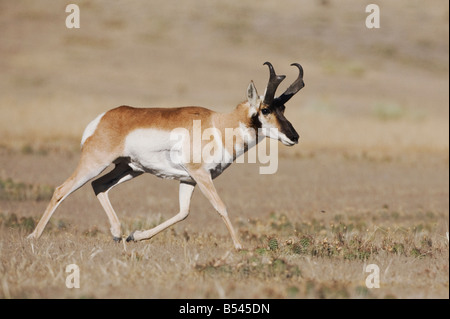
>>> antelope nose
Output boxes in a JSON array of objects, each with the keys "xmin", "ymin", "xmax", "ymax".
[{"xmin": 291, "ymin": 132, "xmax": 299, "ymax": 144}]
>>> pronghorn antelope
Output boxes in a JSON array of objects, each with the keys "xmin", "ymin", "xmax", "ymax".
[{"xmin": 27, "ymin": 62, "xmax": 304, "ymax": 250}]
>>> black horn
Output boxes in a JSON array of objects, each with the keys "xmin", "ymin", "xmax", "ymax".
[
  {"xmin": 275, "ymin": 63, "xmax": 305, "ymax": 105},
  {"xmin": 262, "ymin": 62, "xmax": 286, "ymax": 106}
]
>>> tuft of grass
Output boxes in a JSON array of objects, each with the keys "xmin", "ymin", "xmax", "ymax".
[
  {"xmin": 0, "ymin": 213, "xmax": 36, "ymax": 231},
  {"xmin": 195, "ymin": 254, "xmax": 301, "ymax": 281},
  {"xmin": 20, "ymin": 144, "xmax": 49, "ymax": 156},
  {"xmin": 268, "ymin": 237, "xmax": 279, "ymax": 251},
  {"xmin": 83, "ymin": 226, "xmax": 103, "ymax": 237},
  {"xmin": 240, "ymin": 212, "xmax": 446, "ymax": 262},
  {"xmin": 0, "ymin": 177, "xmax": 54, "ymax": 201},
  {"xmin": 270, "ymin": 212, "xmax": 294, "ymax": 233}
]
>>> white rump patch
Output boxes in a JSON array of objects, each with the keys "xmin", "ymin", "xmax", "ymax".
[{"xmin": 80, "ymin": 112, "xmax": 105, "ymax": 147}]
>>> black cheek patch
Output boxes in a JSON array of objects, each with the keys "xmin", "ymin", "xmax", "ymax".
[
  {"xmin": 275, "ymin": 108, "xmax": 297, "ymax": 138},
  {"xmin": 250, "ymin": 113, "xmax": 262, "ymax": 130}
]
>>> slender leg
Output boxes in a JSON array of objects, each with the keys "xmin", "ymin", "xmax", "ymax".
[
  {"xmin": 185, "ymin": 168, "xmax": 242, "ymax": 250},
  {"xmin": 91, "ymin": 162, "xmax": 142, "ymax": 240},
  {"xmin": 28, "ymin": 157, "xmax": 110, "ymax": 239},
  {"xmin": 127, "ymin": 181, "xmax": 195, "ymax": 242}
]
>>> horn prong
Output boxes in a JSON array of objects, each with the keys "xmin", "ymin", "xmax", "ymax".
[
  {"xmin": 262, "ymin": 62, "xmax": 286, "ymax": 106},
  {"xmin": 290, "ymin": 63, "xmax": 304, "ymax": 79},
  {"xmin": 275, "ymin": 63, "xmax": 305, "ymax": 105}
]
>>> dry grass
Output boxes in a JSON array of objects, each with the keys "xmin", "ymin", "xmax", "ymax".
[
  {"xmin": 0, "ymin": 0, "xmax": 448, "ymax": 299},
  {"xmin": 0, "ymin": 206, "xmax": 448, "ymax": 299},
  {"xmin": 0, "ymin": 151, "xmax": 448, "ymax": 299}
]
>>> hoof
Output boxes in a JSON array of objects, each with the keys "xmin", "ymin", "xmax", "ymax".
[
  {"xmin": 126, "ymin": 232, "xmax": 135, "ymax": 242},
  {"xmin": 113, "ymin": 236, "xmax": 122, "ymax": 243}
]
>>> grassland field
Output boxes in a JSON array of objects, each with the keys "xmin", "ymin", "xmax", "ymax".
[{"xmin": 0, "ymin": 0, "xmax": 448, "ymax": 299}]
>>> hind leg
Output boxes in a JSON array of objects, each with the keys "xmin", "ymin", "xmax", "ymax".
[
  {"xmin": 91, "ymin": 161, "xmax": 142, "ymax": 241},
  {"xmin": 127, "ymin": 181, "xmax": 195, "ymax": 242},
  {"xmin": 28, "ymin": 158, "xmax": 110, "ymax": 239}
]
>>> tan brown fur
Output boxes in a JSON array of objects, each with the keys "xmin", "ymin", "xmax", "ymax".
[
  {"xmin": 83, "ymin": 105, "xmax": 217, "ymax": 160},
  {"xmin": 83, "ymin": 104, "xmax": 258, "ymax": 168},
  {"xmin": 211, "ymin": 101, "xmax": 258, "ymax": 160}
]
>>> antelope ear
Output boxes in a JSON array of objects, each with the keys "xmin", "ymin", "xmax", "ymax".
[{"xmin": 247, "ymin": 81, "xmax": 260, "ymax": 113}]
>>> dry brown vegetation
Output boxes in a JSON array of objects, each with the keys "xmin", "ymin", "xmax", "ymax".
[{"xmin": 0, "ymin": 0, "xmax": 448, "ymax": 299}]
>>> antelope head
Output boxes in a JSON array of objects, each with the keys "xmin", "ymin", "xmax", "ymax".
[{"xmin": 247, "ymin": 62, "xmax": 304, "ymax": 146}]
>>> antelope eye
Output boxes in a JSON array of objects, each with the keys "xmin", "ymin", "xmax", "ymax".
[{"xmin": 261, "ymin": 108, "xmax": 271, "ymax": 115}]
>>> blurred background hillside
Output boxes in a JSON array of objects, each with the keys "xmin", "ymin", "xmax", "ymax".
[{"xmin": 0, "ymin": 0, "xmax": 448, "ymax": 155}]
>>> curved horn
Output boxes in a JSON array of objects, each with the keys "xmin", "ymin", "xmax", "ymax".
[
  {"xmin": 262, "ymin": 62, "xmax": 286, "ymax": 106},
  {"xmin": 275, "ymin": 63, "xmax": 305, "ymax": 105}
]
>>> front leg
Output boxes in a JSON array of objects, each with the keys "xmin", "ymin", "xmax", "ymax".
[{"xmin": 186, "ymin": 167, "xmax": 243, "ymax": 251}]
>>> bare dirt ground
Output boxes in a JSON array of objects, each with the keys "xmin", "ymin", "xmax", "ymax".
[{"xmin": 0, "ymin": 0, "xmax": 448, "ymax": 299}]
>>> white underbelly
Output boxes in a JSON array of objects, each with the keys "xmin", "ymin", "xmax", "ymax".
[
  {"xmin": 128, "ymin": 151, "xmax": 190, "ymax": 180},
  {"xmin": 122, "ymin": 127, "xmax": 236, "ymax": 181},
  {"xmin": 123, "ymin": 128, "xmax": 191, "ymax": 181}
]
